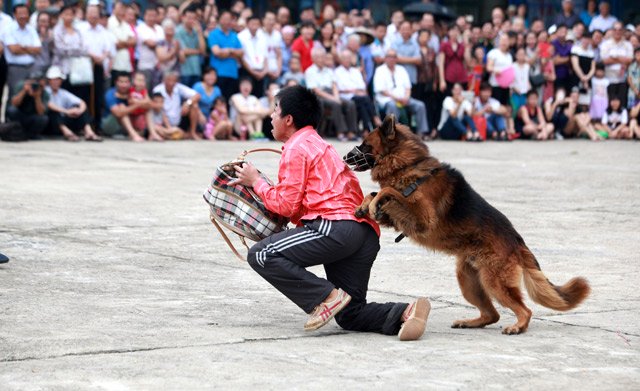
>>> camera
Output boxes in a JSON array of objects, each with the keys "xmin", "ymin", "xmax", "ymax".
[{"xmin": 31, "ymin": 82, "xmax": 40, "ymax": 91}]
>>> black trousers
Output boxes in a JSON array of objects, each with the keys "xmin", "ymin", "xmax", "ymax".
[
  {"xmin": 248, "ymin": 218, "xmax": 407, "ymax": 335},
  {"xmin": 93, "ymin": 64, "xmax": 105, "ymax": 130},
  {"xmin": 351, "ymin": 95, "xmax": 377, "ymax": 133},
  {"xmin": 48, "ymin": 111, "xmax": 90, "ymax": 134},
  {"xmin": 217, "ymin": 76, "xmax": 239, "ymax": 100},
  {"xmin": 6, "ymin": 106, "xmax": 48, "ymax": 139}
]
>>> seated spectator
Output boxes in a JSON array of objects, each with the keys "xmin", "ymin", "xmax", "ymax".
[
  {"xmin": 7, "ymin": 70, "xmax": 49, "ymax": 139},
  {"xmin": 45, "ymin": 66, "xmax": 102, "ymax": 142},
  {"xmin": 230, "ymin": 77, "xmax": 270, "ymax": 139},
  {"xmin": 280, "ymin": 54, "xmax": 305, "ymax": 86},
  {"xmin": 595, "ymin": 97, "xmax": 632, "ymax": 139},
  {"xmin": 515, "ymin": 90, "xmax": 555, "ymax": 140},
  {"xmin": 259, "ymin": 82, "xmax": 279, "ymax": 139},
  {"xmin": 437, "ymin": 83, "xmax": 479, "ymax": 141},
  {"xmin": 205, "ymin": 96, "xmax": 235, "ymax": 140},
  {"xmin": 152, "ymin": 71, "xmax": 202, "ymax": 139},
  {"xmin": 192, "ymin": 67, "xmax": 222, "ymax": 127},
  {"xmin": 149, "ymin": 92, "xmax": 185, "ymax": 140},
  {"xmin": 102, "ymin": 73, "xmax": 160, "ymax": 142},
  {"xmin": 545, "ymin": 87, "xmax": 601, "ymax": 140},
  {"xmin": 629, "ymin": 101, "xmax": 640, "ymax": 139},
  {"xmin": 373, "ymin": 49, "xmax": 429, "ymax": 138},
  {"xmin": 305, "ymin": 46, "xmax": 358, "ymax": 141},
  {"xmin": 474, "ymin": 82, "xmax": 509, "ymax": 140},
  {"xmin": 128, "ymin": 72, "xmax": 158, "ymax": 139}
]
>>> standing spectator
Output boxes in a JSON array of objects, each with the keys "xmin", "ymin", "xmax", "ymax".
[
  {"xmin": 373, "ymin": 48, "xmax": 429, "ymax": 138},
  {"xmin": 152, "ymin": 71, "xmax": 201, "ymax": 140},
  {"xmin": 291, "ymin": 21, "xmax": 316, "ymax": 72},
  {"xmin": 392, "ymin": 21, "xmax": 421, "ymax": 95},
  {"xmin": 208, "ymin": 9, "xmax": 243, "ymax": 100},
  {"xmin": 371, "ymin": 22, "xmax": 389, "ymax": 66},
  {"xmin": 262, "ymin": 11, "xmax": 283, "ymax": 87},
  {"xmin": 627, "ymin": 48, "xmax": 640, "ymax": 109},
  {"xmin": 385, "ymin": 9, "xmax": 403, "ymax": 45},
  {"xmin": 176, "ymin": 6, "xmax": 206, "ymax": 88},
  {"xmin": 552, "ymin": 24, "xmax": 574, "ymax": 93},
  {"xmin": 45, "ymin": 66, "xmax": 102, "ymax": 142},
  {"xmin": 156, "ymin": 19, "xmax": 181, "ymax": 76},
  {"xmin": 589, "ymin": 2, "xmax": 617, "ymax": 33},
  {"xmin": 592, "ymin": 29, "xmax": 604, "ymax": 63},
  {"xmin": 102, "ymin": 73, "xmax": 148, "ymax": 142},
  {"xmin": 238, "ymin": 15, "xmax": 268, "ymax": 98},
  {"xmin": 230, "ymin": 77, "xmax": 270, "ymax": 139},
  {"xmin": 418, "ymin": 13, "xmax": 440, "ymax": 53},
  {"xmin": 316, "ymin": 20, "xmax": 338, "ymax": 61},
  {"xmin": 416, "ymin": 29, "xmax": 439, "ymax": 136},
  {"xmin": 275, "ymin": 6, "xmax": 290, "ymax": 30},
  {"xmin": 280, "ymin": 25, "xmax": 295, "ymax": 74},
  {"xmin": 590, "ymin": 63, "xmax": 609, "ymax": 121},
  {"xmin": 192, "ymin": 67, "xmax": 222, "ymax": 126},
  {"xmin": 515, "ymin": 90, "xmax": 554, "ymax": 140},
  {"xmin": 136, "ymin": 4, "xmax": 164, "ymax": 91},
  {"xmin": 3, "ymin": 2, "xmax": 42, "ymax": 97},
  {"xmin": 80, "ymin": 4, "xmax": 115, "ymax": 133},
  {"xmin": 7, "ymin": 70, "xmax": 49, "ymax": 139},
  {"xmin": 437, "ymin": 25, "xmax": 468, "ymax": 95},
  {"xmin": 512, "ymin": 47, "xmax": 531, "ymax": 115},
  {"xmin": 28, "ymin": 0, "xmax": 50, "ymax": 28},
  {"xmin": 580, "ymin": 0, "xmax": 597, "ymax": 28},
  {"xmin": 570, "ymin": 31, "xmax": 596, "ymax": 104},
  {"xmin": 33, "ymin": 11, "xmax": 53, "ymax": 74},
  {"xmin": 554, "ymin": 0, "xmax": 580, "ymax": 28},
  {"xmin": 305, "ymin": 46, "xmax": 358, "ymax": 141},
  {"xmin": 437, "ymin": 83, "xmax": 479, "ymax": 141},
  {"xmin": 109, "ymin": 1, "xmax": 136, "ymax": 82},
  {"xmin": 474, "ymin": 82, "xmax": 509, "ymax": 140},
  {"xmin": 335, "ymin": 49, "xmax": 381, "ymax": 135},
  {"xmin": 486, "ymin": 34, "xmax": 514, "ymax": 106},
  {"xmin": 601, "ymin": 22, "xmax": 633, "ymax": 108}
]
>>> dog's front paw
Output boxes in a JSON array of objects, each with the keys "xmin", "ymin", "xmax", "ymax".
[{"xmin": 355, "ymin": 192, "xmax": 378, "ymax": 218}]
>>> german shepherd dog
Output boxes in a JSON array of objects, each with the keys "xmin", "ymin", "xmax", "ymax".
[{"xmin": 344, "ymin": 115, "xmax": 590, "ymax": 334}]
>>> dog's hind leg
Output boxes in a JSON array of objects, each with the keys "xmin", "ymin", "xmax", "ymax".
[
  {"xmin": 452, "ymin": 257, "xmax": 501, "ymax": 329},
  {"xmin": 479, "ymin": 263, "xmax": 532, "ymax": 335}
]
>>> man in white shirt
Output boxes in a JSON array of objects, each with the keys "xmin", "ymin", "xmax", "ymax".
[
  {"xmin": 3, "ymin": 2, "xmax": 41, "ymax": 97},
  {"xmin": 79, "ymin": 4, "xmax": 115, "ymax": 131},
  {"xmin": 108, "ymin": 0, "xmax": 136, "ymax": 81},
  {"xmin": 136, "ymin": 4, "xmax": 164, "ymax": 90},
  {"xmin": 262, "ymin": 11, "xmax": 283, "ymax": 85},
  {"xmin": 152, "ymin": 71, "xmax": 201, "ymax": 139},
  {"xmin": 601, "ymin": 21, "xmax": 633, "ymax": 107},
  {"xmin": 373, "ymin": 48, "xmax": 428, "ymax": 137},
  {"xmin": 238, "ymin": 15, "xmax": 268, "ymax": 98},
  {"xmin": 305, "ymin": 46, "xmax": 358, "ymax": 140},
  {"xmin": 589, "ymin": 1, "xmax": 618, "ymax": 32}
]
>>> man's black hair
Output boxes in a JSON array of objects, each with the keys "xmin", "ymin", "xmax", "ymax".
[
  {"xmin": 374, "ymin": 21, "xmax": 386, "ymax": 29},
  {"xmin": 480, "ymin": 81, "xmax": 492, "ymax": 91},
  {"xmin": 299, "ymin": 20, "xmax": 316, "ymax": 30},
  {"xmin": 247, "ymin": 15, "xmax": 261, "ymax": 23},
  {"xmin": 276, "ymin": 85, "xmax": 321, "ymax": 130},
  {"xmin": 152, "ymin": 92, "xmax": 164, "ymax": 99},
  {"xmin": 526, "ymin": 89, "xmax": 538, "ymax": 98},
  {"xmin": 115, "ymin": 72, "xmax": 131, "ymax": 81}
]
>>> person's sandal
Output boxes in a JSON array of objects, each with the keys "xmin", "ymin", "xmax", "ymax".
[
  {"xmin": 398, "ymin": 297, "xmax": 431, "ymax": 341},
  {"xmin": 304, "ymin": 289, "xmax": 351, "ymax": 331}
]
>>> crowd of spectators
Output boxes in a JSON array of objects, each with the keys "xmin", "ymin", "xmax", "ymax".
[{"xmin": 1, "ymin": 0, "xmax": 639, "ymax": 142}]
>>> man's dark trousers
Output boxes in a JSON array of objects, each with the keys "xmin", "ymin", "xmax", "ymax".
[{"xmin": 248, "ymin": 218, "xmax": 407, "ymax": 335}]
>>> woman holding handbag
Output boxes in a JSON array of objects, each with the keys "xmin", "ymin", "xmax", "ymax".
[{"xmin": 52, "ymin": 2, "xmax": 92, "ymax": 118}]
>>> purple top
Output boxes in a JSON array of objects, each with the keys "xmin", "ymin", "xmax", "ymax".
[{"xmin": 552, "ymin": 39, "xmax": 573, "ymax": 80}]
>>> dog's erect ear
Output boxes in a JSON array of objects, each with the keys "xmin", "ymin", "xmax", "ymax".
[{"xmin": 380, "ymin": 114, "xmax": 396, "ymax": 140}]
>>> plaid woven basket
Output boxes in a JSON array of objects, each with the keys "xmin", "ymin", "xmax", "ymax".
[{"xmin": 203, "ymin": 149, "xmax": 289, "ymax": 261}]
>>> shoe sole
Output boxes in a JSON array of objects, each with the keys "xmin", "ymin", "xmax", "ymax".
[
  {"xmin": 304, "ymin": 294, "xmax": 352, "ymax": 331},
  {"xmin": 398, "ymin": 298, "xmax": 431, "ymax": 341}
]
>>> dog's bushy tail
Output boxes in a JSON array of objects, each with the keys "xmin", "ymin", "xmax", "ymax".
[{"xmin": 520, "ymin": 248, "xmax": 590, "ymax": 311}]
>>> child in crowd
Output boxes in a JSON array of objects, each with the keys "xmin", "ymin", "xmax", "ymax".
[
  {"xmin": 128, "ymin": 72, "xmax": 152, "ymax": 135},
  {"xmin": 150, "ymin": 93, "xmax": 184, "ymax": 140},
  {"xmin": 627, "ymin": 48, "xmax": 640, "ymax": 109},
  {"xmin": 230, "ymin": 77, "xmax": 271, "ymax": 140},
  {"xmin": 596, "ymin": 97, "xmax": 632, "ymax": 139},
  {"xmin": 280, "ymin": 55, "xmax": 305, "ymax": 86},
  {"xmin": 468, "ymin": 45, "xmax": 486, "ymax": 97},
  {"xmin": 204, "ymin": 97, "xmax": 235, "ymax": 140},
  {"xmin": 515, "ymin": 90, "xmax": 554, "ymax": 140},
  {"xmin": 590, "ymin": 63, "xmax": 609, "ymax": 121},
  {"xmin": 511, "ymin": 47, "xmax": 531, "ymax": 115},
  {"xmin": 542, "ymin": 45, "xmax": 556, "ymax": 102}
]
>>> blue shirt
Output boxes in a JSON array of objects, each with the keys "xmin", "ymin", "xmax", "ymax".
[
  {"xmin": 192, "ymin": 81, "xmax": 221, "ymax": 117},
  {"xmin": 207, "ymin": 27, "xmax": 242, "ymax": 79},
  {"xmin": 391, "ymin": 37, "xmax": 420, "ymax": 84},
  {"xmin": 103, "ymin": 88, "xmax": 128, "ymax": 118}
]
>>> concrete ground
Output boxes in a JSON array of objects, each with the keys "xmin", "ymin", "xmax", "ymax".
[{"xmin": 1, "ymin": 139, "xmax": 639, "ymax": 390}]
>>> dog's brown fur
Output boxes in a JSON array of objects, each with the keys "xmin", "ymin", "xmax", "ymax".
[{"xmin": 350, "ymin": 115, "xmax": 590, "ymax": 334}]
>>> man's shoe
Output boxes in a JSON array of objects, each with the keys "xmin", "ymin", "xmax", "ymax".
[
  {"xmin": 0, "ymin": 253, "xmax": 9, "ymax": 264},
  {"xmin": 398, "ymin": 298, "xmax": 431, "ymax": 341},
  {"xmin": 304, "ymin": 289, "xmax": 351, "ymax": 331}
]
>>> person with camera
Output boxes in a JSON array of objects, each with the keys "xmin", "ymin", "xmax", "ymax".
[
  {"xmin": 6, "ymin": 70, "xmax": 49, "ymax": 140},
  {"xmin": 45, "ymin": 66, "xmax": 102, "ymax": 142}
]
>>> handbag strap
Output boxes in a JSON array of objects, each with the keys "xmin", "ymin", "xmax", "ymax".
[
  {"xmin": 237, "ymin": 148, "xmax": 282, "ymax": 160},
  {"xmin": 209, "ymin": 214, "xmax": 250, "ymax": 262}
]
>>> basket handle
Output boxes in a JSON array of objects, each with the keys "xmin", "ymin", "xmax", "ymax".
[
  {"xmin": 210, "ymin": 214, "xmax": 250, "ymax": 262},
  {"xmin": 237, "ymin": 148, "xmax": 282, "ymax": 160}
]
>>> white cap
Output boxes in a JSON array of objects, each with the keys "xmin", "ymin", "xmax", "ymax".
[{"xmin": 46, "ymin": 66, "xmax": 66, "ymax": 80}]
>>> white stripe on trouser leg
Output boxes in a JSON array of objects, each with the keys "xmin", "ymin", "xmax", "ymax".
[
  {"xmin": 256, "ymin": 230, "xmax": 324, "ymax": 267},
  {"xmin": 323, "ymin": 221, "xmax": 332, "ymax": 236},
  {"xmin": 318, "ymin": 219, "xmax": 325, "ymax": 235}
]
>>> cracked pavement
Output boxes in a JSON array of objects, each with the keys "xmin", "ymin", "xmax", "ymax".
[{"xmin": 1, "ymin": 139, "xmax": 639, "ymax": 389}]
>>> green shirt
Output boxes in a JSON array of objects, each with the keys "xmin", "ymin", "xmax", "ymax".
[{"xmin": 176, "ymin": 24, "xmax": 202, "ymax": 77}]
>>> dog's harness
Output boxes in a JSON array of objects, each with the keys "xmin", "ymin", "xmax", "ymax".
[{"xmin": 395, "ymin": 167, "xmax": 441, "ymax": 243}]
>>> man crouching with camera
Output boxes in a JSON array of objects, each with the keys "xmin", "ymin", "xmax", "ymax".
[
  {"xmin": 231, "ymin": 85, "xmax": 430, "ymax": 341},
  {"xmin": 6, "ymin": 70, "xmax": 49, "ymax": 140}
]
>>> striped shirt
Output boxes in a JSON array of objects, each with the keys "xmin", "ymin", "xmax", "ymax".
[{"xmin": 254, "ymin": 126, "xmax": 380, "ymax": 235}]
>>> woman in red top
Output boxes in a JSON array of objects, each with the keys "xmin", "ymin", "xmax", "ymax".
[
  {"xmin": 232, "ymin": 86, "xmax": 430, "ymax": 341},
  {"xmin": 290, "ymin": 21, "xmax": 315, "ymax": 72},
  {"xmin": 438, "ymin": 25, "xmax": 469, "ymax": 95}
]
